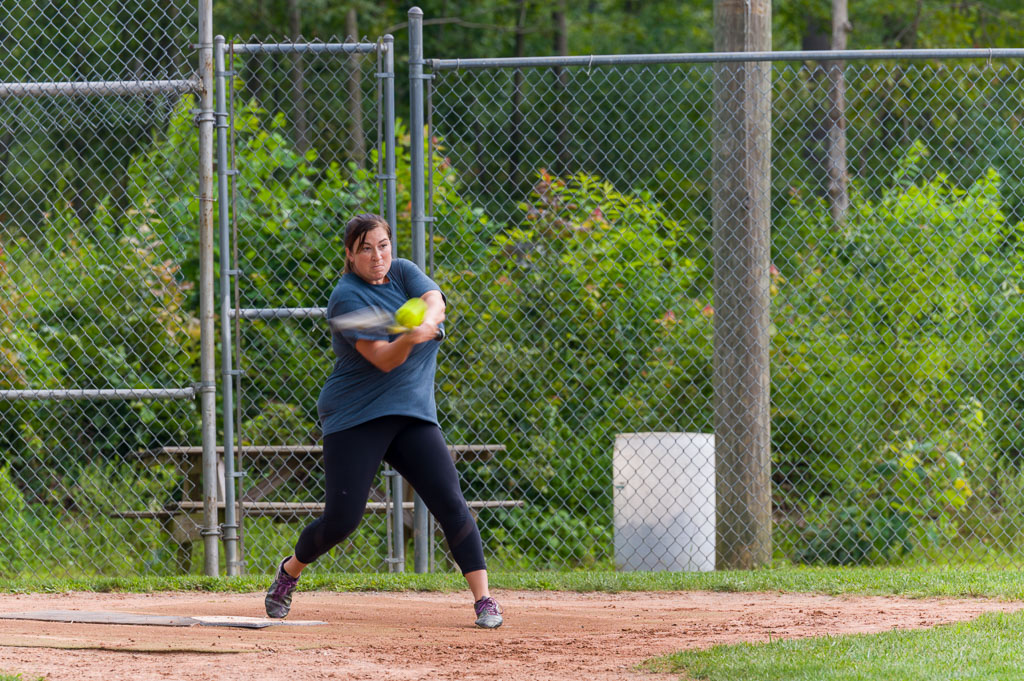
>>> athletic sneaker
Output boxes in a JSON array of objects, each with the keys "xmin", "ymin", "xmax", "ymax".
[
  {"xmin": 474, "ymin": 595, "xmax": 503, "ymax": 629},
  {"xmin": 265, "ymin": 557, "xmax": 299, "ymax": 618}
]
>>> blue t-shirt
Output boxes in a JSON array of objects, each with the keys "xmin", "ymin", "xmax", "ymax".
[{"xmin": 317, "ymin": 258, "xmax": 444, "ymax": 436}]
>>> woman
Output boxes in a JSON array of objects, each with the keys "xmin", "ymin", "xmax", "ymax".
[{"xmin": 264, "ymin": 213, "xmax": 503, "ymax": 629}]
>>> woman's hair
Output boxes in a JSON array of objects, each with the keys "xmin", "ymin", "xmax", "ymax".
[{"xmin": 343, "ymin": 213, "xmax": 392, "ymax": 274}]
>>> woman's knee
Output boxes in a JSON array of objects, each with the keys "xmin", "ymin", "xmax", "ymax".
[
  {"xmin": 428, "ymin": 494, "xmax": 473, "ymax": 527},
  {"xmin": 318, "ymin": 513, "xmax": 362, "ymax": 546}
]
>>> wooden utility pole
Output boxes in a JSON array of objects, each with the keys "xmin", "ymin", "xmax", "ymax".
[
  {"xmin": 288, "ymin": 0, "xmax": 310, "ymax": 154},
  {"xmin": 827, "ymin": 0, "xmax": 851, "ymax": 229},
  {"xmin": 711, "ymin": 0, "xmax": 772, "ymax": 570}
]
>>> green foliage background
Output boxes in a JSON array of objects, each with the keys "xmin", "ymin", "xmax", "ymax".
[{"xmin": 3, "ymin": 2, "xmax": 1024, "ymax": 575}]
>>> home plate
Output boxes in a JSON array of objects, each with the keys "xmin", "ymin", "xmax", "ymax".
[
  {"xmin": 0, "ymin": 610, "xmax": 325, "ymax": 628},
  {"xmin": 191, "ymin": 615, "xmax": 325, "ymax": 628}
]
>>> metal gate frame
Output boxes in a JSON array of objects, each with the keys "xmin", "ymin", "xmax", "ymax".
[{"xmin": 214, "ymin": 36, "xmax": 402, "ymax": 576}]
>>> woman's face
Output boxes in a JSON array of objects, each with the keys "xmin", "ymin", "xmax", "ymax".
[{"xmin": 347, "ymin": 225, "xmax": 392, "ymax": 285}]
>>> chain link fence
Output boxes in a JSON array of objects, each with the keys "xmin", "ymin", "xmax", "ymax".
[
  {"xmin": 1, "ymin": 1, "xmax": 201, "ymax": 576},
  {"xmin": 426, "ymin": 56, "xmax": 1024, "ymax": 570},
  {"xmin": 4, "ymin": 3, "xmax": 1024, "ymax": 577}
]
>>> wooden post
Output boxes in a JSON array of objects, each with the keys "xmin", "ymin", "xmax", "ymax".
[{"xmin": 711, "ymin": 0, "xmax": 772, "ymax": 570}]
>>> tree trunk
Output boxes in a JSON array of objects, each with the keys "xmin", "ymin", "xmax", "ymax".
[
  {"xmin": 116, "ymin": 57, "xmax": 151, "ymax": 238},
  {"xmin": 551, "ymin": 2, "xmax": 570, "ymax": 175},
  {"xmin": 711, "ymin": 0, "xmax": 773, "ymax": 570},
  {"xmin": 71, "ymin": 136, "xmax": 94, "ymax": 228},
  {"xmin": 907, "ymin": 0, "xmax": 923, "ymax": 48},
  {"xmin": 158, "ymin": 2, "xmax": 185, "ymax": 130},
  {"xmin": 164, "ymin": 2, "xmax": 185, "ymax": 76},
  {"xmin": 827, "ymin": 0, "xmax": 851, "ymax": 229},
  {"xmin": 248, "ymin": 0, "xmax": 268, "ymax": 105},
  {"xmin": 345, "ymin": 8, "xmax": 366, "ymax": 169},
  {"xmin": 506, "ymin": 0, "xmax": 528, "ymax": 187},
  {"xmin": 437, "ymin": 0, "xmax": 449, "ymax": 43},
  {"xmin": 288, "ymin": 0, "xmax": 310, "ymax": 155},
  {"xmin": 800, "ymin": 14, "xmax": 829, "ymax": 200},
  {"xmin": 70, "ymin": 42, "xmax": 94, "ymax": 228}
]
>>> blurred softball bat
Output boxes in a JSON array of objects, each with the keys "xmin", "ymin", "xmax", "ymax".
[{"xmin": 328, "ymin": 306, "xmax": 445, "ymax": 341}]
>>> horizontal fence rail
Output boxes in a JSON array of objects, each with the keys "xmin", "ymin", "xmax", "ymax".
[
  {"xmin": 0, "ymin": 389, "xmax": 197, "ymax": 401},
  {"xmin": 228, "ymin": 42, "xmax": 381, "ymax": 55},
  {"xmin": 227, "ymin": 307, "xmax": 328, "ymax": 320},
  {"xmin": 431, "ymin": 47, "xmax": 1024, "ymax": 70},
  {"xmin": 0, "ymin": 79, "xmax": 200, "ymax": 98}
]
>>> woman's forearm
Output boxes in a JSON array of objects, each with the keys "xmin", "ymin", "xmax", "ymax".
[
  {"xmin": 355, "ymin": 335, "xmax": 417, "ymax": 373},
  {"xmin": 354, "ymin": 291, "xmax": 445, "ymax": 372},
  {"xmin": 422, "ymin": 290, "xmax": 446, "ymax": 326}
]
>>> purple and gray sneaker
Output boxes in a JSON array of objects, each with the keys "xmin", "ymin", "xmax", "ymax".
[
  {"xmin": 474, "ymin": 596, "xmax": 503, "ymax": 629},
  {"xmin": 265, "ymin": 557, "xmax": 299, "ymax": 618}
]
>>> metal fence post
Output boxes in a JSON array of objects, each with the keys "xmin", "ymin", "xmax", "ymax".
[
  {"xmin": 197, "ymin": 0, "xmax": 220, "ymax": 577},
  {"xmin": 214, "ymin": 35, "xmax": 241, "ymax": 576},
  {"xmin": 384, "ymin": 35, "xmax": 398, "ymax": 234},
  {"xmin": 408, "ymin": 6, "xmax": 431, "ymax": 574},
  {"xmin": 382, "ymin": 33, "xmax": 405, "ymax": 573}
]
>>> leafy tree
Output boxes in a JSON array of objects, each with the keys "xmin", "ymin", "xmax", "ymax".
[
  {"xmin": 774, "ymin": 0, "xmax": 1024, "ymax": 51},
  {"xmin": 0, "ymin": 0, "xmax": 191, "ymax": 236}
]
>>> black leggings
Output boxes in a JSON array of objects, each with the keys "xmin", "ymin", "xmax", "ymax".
[{"xmin": 293, "ymin": 415, "xmax": 487, "ymax": 574}]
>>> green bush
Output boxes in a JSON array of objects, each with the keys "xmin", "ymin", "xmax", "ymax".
[
  {"xmin": 0, "ymin": 467, "xmax": 29, "ymax": 573},
  {"xmin": 794, "ymin": 438, "xmax": 973, "ymax": 566},
  {"xmin": 8, "ymin": 79, "xmax": 1024, "ymax": 572},
  {"xmin": 0, "ymin": 461, "xmax": 180, "ymax": 577},
  {"xmin": 777, "ymin": 144, "xmax": 1024, "ymax": 563},
  {"xmin": 432, "ymin": 169, "xmax": 710, "ymax": 565},
  {"xmin": 486, "ymin": 505, "xmax": 611, "ymax": 569},
  {"xmin": 1, "ymin": 207, "xmax": 199, "ymax": 508}
]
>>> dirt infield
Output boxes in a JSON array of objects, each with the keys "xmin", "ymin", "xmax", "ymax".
[{"xmin": 0, "ymin": 590, "xmax": 1021, "ymax": 680}]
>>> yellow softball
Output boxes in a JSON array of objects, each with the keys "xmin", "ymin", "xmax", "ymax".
[{"xmin": 394, "ymin": 297, "xmax": 428, "ymax": 328}]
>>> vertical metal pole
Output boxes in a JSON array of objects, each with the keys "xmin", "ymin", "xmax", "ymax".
[
  {"xmin": 384, "ymin": 35, "xmax": 398, "ymax": 234},
  {"xmin": 409, "ymin": 9, "xmax": 427, "ymax": 269},
  {"xmin": 214, "ymin": 35, "xmax": 240, "ymax": 576},
  {"xmin": 383, "ymin": 34, "xmax": 405, "ymax": 573},
  {"xmin": 408, "ymin": 7, "xmax": 430, "ymax": 574},
  {"xmin": 376, "ymin": 41, "xmax": 385, "ymax": 216},
  {"xmin": 229, "ymin": 44, "xmax": 248, "ymax": 566},
  {"xmin": 197, "ymin": 0, "xmax": 220, "ymax": 576}
]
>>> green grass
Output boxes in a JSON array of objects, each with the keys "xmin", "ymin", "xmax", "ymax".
[
  {"xmin": 0, "ymin": 674, "xmax": 46, "ymax": 681},
  {"xmin": 3, "ymin": 565, "xmax": 1024, "ymax": 599},
  {"xmin": 645, "ymin": 610, "xmax": 1024, "ymax": 680}
]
